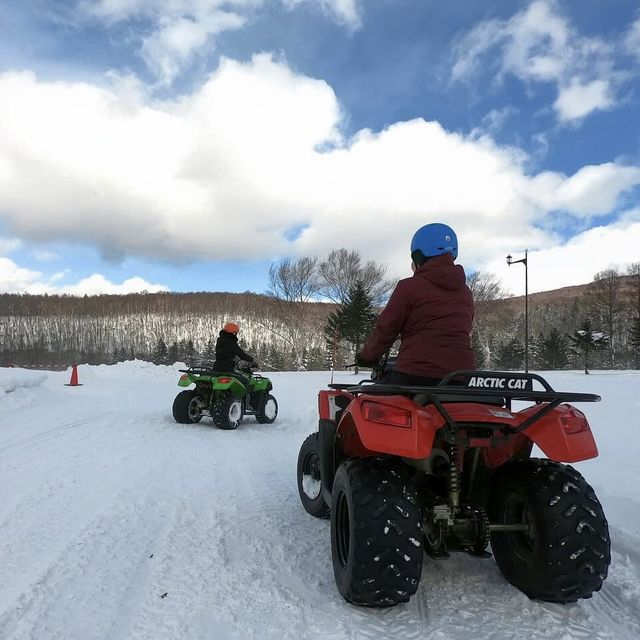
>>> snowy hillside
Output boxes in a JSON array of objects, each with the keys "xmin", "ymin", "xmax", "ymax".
[{"xmin": 1, "ymin": 363, "xmax": 639, "ymax": 640}]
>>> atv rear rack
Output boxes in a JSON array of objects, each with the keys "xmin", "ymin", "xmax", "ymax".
[
  {"xmin": 331, "ymin": 370, "xmax": 600, "ymax": 437},
  {"xmin": 178, "ymin": 367, "xmax": 268, "ymax": 381}
]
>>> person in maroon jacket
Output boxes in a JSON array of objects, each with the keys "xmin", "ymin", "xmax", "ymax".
[{"xmin": 356, "ymin": 223, "xmax": 475, "ymax": 385}]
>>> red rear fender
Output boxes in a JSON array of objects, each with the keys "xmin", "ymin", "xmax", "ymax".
[
  {"xmin": 338, "ymin": 395, "xmax": 441, "ymax": 459},
  {"xmin": 318, "ymin": 389, "xmax": 355, "ymax": 422},
  {"xmin": 519, "ymin": 404, "xmax": 598, "ymax": 462}
]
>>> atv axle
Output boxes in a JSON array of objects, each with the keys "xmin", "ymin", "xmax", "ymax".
[{"xmin": 488, "ymin": 523, "xmax": 532, "ymax": 532}]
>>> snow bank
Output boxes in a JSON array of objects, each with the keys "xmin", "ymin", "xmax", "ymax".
[{"xmin": 0, "ymin": 368, "xmax": 48, "ymax": 394}]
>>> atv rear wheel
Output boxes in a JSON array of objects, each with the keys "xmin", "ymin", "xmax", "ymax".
[
  {"xmin": 297, "ymin": 433, "xmax": 330, "ymax": 518},
  {"xmin": 331, "ymin": 457, "xmax": 423, "ymax": 607},
  {"xmin": 212, "ymin": 394, "xmax": 244, "ymax": 430},
  {"xmin": 256, "ymin": 394, "xmax": 278, "ymax": 424},
  {"xmin": 172, "ymin": 390, "xmax": 204, "ymax": 424},
  {"xmin": 489, "ymin": 458, "xmax": 610, "ymax": 603}
]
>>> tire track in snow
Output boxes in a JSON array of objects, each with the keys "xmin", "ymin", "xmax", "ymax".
[
  {"xmin": 0, "ymin": 489, "xmax": 166, "ymax": 640},
  {"xmin": 0, "ymin": 415, "xmax": 106, "ymax": 456}
]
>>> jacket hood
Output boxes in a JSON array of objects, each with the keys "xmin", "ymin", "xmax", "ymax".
[
  {"xmin": 219, "ymin": 330, "xmax": 238, "ymax": 341},
  {"xmin": 414, "ymin": 253, "xmax": 467, "ymax": 292}
]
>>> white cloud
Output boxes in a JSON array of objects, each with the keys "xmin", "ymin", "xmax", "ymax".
[
  {"xmin": 141, "ymin": 10, "xmax": 247, "ymax": 85},
  {"xmin": 484, "ymin": 214, "xmax": 640, "ymax": 295},
  {"xmin": 0, "ymin": 256, "xmax": 167, "ymax": 294},
  {"xmin": 470, "ymin": 107, "xmax": 518, "ymax": 138},
  {"xmin": 283, "ymin": 0, "xmax": 361, "ymax": 29},
  {"xmin": 30, "ymin": 250, "xmax": 60, "ymax": 262},
  {"xmin": 451, "ymin": 0, "xmax": 625, "ymax": 123},
  {"xmin": 0, "ymin": 237, "xmax": 22, "ymax": 254},
  {"xmin": 0, "ymin": 55, "xmax": 639, "ymax": 292},
  {"xmin": 0, "ymin": 257, "xmax": 42, "ymax": 292},
  {"xmin": 554, "ymin": 78, "xmax": 615, "ymax": 123},
  {"xmin": 51, "ymin": 274, "xmax": 169, "ymax": 295},
  {"xmin": 624, "ymin": 17, "xmax": 640, "ymax": 59},
  {"xmin": 79, "ymin": 0, "xmax": 363, "ymax": 84}
]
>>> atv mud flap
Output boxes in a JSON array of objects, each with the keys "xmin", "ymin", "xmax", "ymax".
[{"xmin": 318, "ymin": 418, "xmax": 337, "ymax": 504}]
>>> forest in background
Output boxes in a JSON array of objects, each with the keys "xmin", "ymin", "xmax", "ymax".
[{"xmin": 1, "ymin": 257, "xmax": 639, "ymax": 372}]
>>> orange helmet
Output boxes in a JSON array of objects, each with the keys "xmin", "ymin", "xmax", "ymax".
[{"xmin": 223, "ymin": 322, "xmax": 240, "ymax": 334}]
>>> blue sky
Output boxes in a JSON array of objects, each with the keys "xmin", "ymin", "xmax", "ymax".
[{"xmin": 1, "ymin": 0, "xmax": 640, "ymax": 296}]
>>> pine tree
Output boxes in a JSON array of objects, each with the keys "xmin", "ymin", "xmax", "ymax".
[
  {"xmin": 152, "ymin": 338, "xmax": 168, "ymax": 365},
  {"xmin": 324, "ymin": 281, "xmax": 377, "ymax": 374},
  {"xmin": 568, "ymin": 320, "xmax": 608, "ymax": 374},
  {"xmin": 324, "ymin": 311, "xmax": 342, "ymax": 370},
  {"xmin": 268, "ymin": 344, "xmax": 284, "ymax": 371},
  {"xmin": 184, "ymin": 339, "xmax": 197, "ymax": 366},
  {"xmin": 202, "ymin": 338, "xmax": 216, "ymax": 365},
  {"xmin": 529, "ymin": 333, "xmax": 543, "ymax": 370},
  {"xmin": 167, "ymin": 341, "xmax": 179, "ymax": 365},
  {"xmin": 495, "ymin": 337, "xmax": 525, "ymax": 370},
  {"xmin": 540, "ymin": 328, "xmax": 569, "ymax": 370},
  {"xmin": 628, "ymin": 316, "xmax": 640, "ymax": 369}
]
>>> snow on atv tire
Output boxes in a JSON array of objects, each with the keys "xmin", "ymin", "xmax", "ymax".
[
  {"xmin": 331, "ymin": 457, "xmax": 423, "ymax": 607},
  {"xmin": 256, "ymin": 393, "xmax": 278, "ymax": 424},
  {"xmin": 297, "ymin": 433, "xmax": 330, "ymax": 519},
  {"xmin": 212, "ymin": 394, "xmax": 244, "ymax": 430},
  {"xmin": 489, "ymin": 458, "xmax": 610, "ymax": 603},
  {"xmin": 172, "ymin": 390, "xmax": 203, "ymax": 424}
]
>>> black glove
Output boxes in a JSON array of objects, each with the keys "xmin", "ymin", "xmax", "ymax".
[
  {"xmin": 355, "ymin": 352, "xmax": 376, "ymax": 367},
  {"xmin": 250, "ymin": 360, "xmax": 260, "ymax": 369}
]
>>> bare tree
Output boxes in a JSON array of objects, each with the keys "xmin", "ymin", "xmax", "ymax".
[
  {"xmin": 587, "ymin": 268, "xmax": 623, "ymax": 366},
  {"xmin": 319, "ymin": 248, "xmax": 394, "ymax": 306},
  {"xmin": 268, "ymin": 257, "xmax": 320, "ymax": 303},
  {"xmin": 626, "ymin": 263, "xmax": 640, "ymax": 368},
  {"xmin": 467, "ymin": 272, "xmax": 508, "ymax": 368},
  {"xmin": 263, "ymin": 257, "xmax": 323, "ymax": 369},
  {"xmin": 467, "ymin": 271, "xmax": 506, "ymax": 303},
  {"xmin": 627, "ymin": 262, "xmax": 640, "ymax": 317}
]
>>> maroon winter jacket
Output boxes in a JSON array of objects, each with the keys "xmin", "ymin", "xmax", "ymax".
[{"xmin": 360, "ymin": 253, "xmax": 475, "ymax": 379}]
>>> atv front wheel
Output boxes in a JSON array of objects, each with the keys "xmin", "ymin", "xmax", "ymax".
[
  {"xmin": 172, "ymin": 390, "xmax": 204, "ymax": 424},
  {"xmin": 331, "ymin": 457, "xmax": 423, "ymax": 607},
  {"xmin": 489, "ymin": 458, "xmax": 610, "ymax": 603},
  {"xmin": 256, "ymin": 394, "xmax": 278, "ymax": 424},
  {"xmin": 212, "ymin": 394, "xmax": 244, "ymax": 430},
  {"xmin": 297, "ymin": 433, "xmax": 330, "ymax": 519}
]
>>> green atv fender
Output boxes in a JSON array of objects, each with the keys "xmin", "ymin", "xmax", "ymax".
[{"xmin": 178, "ymin": 371, "xmax": 246, "ymax": 397}]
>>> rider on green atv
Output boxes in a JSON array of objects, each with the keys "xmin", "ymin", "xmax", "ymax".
[
  {"xmin": 212, "ymin": 322, "xmax": 259, "ymax": 377},
  {"xmin": 173, "ymin": 322, "xmax": 277, "ymax": 429}
]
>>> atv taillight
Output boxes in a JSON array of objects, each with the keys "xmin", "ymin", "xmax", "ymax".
[
  {"xmin": 218, "ymin": 377, "xmax": 232, "ymax": 384},
  {"xmin": 561, "ymin": 408, "xmax": 589, "ymax": 435},
  {"xmin": 361, "ymin": 401, "xmax": 411, "ymax": 428}
]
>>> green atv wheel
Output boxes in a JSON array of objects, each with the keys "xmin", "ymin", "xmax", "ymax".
[
  {"xmin": 256, "ymin": 394, "xmax": 278, "ymax": 424},
  {"xmin": 172, "ymin": 390, "xmax": 204, "ymax": 424},
  {"xmin": 212, "ymin": 394, "xmax": 244, "ymax": 430}
]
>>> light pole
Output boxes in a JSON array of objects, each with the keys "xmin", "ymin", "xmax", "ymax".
[{"xmin": 506, "ymin": 250, "xmax": 529, "ymax": 373}]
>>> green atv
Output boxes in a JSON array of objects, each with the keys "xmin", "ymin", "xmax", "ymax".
[{"xmin": 172, "ymin": 365, "xmax": 278, "ymax": 430}]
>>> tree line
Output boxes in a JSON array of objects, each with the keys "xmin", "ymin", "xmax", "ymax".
[
  {"xmin": 468, "ymin": 263, "xmax": 640, "ymax": 372},
  {"xmin": 1, "ymin": 253, "xmax": 639, "ymax": 372}
]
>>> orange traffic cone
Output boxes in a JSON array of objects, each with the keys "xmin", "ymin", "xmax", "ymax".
[{"xmin": 65, "ymin": 363, "xmax": 83, "ymax": 386}]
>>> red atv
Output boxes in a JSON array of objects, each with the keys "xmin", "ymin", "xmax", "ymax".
[{"xmin": 297, "ymin": 367, "xmax": 610, "ymax": 608}]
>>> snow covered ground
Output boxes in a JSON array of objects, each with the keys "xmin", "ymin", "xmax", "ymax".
[{"xmin": 0, "ymin": 362, "xmax": 639, "ymax": 640}]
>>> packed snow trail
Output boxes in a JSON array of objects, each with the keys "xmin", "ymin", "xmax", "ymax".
[{"xmin": 1, "ymin": 363, "xmax": 639, "ymax": 640}]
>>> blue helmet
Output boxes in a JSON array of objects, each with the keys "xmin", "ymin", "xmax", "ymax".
[{"xmin": 410, "ymin": 223, "xmax": 458, "ymax": 261}]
